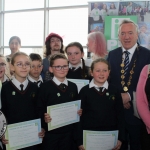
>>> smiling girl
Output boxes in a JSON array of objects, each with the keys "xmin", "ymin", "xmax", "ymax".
[{"xmin": 78, "ymin": 58, "xmax": 125, "ymax": 150}]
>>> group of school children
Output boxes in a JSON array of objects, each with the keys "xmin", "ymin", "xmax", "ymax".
[{"xmin": 0, "ymin": 41, "xmax": 124, "ymax": 150}]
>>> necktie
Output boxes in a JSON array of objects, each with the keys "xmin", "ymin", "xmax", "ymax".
[
  {"xmin": 71, "ymin": 67, "xmax": 76, "ymax": 71},
  {"xmin": 98, "ymin": 87, "xmax": 104, "ymax": 93},
  {"xmin": 20, "ymin": 84, "xmax": 24, "ymax": 92},
  {"xmin": 124, "ymin": 51, "xmax": 130, "ymax": 75},
  {"xmin": 59, "ymin": 83, "xmax": 67, "ymax": 90},
  {"xmin": 34, "ymin": 81, "xmax": 41, "ymax": 86}
]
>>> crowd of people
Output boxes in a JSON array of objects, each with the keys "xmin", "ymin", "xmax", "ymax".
[{"xmin": 0, "ymin": 19, "xmax": 150, "ymax": 150}]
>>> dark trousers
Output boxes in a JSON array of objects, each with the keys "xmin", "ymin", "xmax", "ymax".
[
  {"xmin": 42, "ymin": 132, "xmax": 72, "ymax": 150},
  {"xmin": 120, "ymin": 121, "xmax": 142, "ymax": 150},
  {"xmin": 141, "ymin": 123, "xmax": 150, "ymax": 150}
]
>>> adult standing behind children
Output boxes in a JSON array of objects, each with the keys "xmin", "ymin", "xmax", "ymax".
[
  {"xmin": 107, "ymin": 19, "xmax": 150, "ymax": 150},
  {"xmin": 42, "ymin": 33, "xmax": 64, "ymax": 81},
  {"xmin": 87, "ymin": 31, "xmax": 108, "ymax": 60},
  {"xmin": 6, "ymin": 36, "xmax": 21, "ymax": 62}
]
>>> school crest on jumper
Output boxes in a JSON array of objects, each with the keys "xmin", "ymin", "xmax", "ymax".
[
  {"xmin": 30, "ymin": 92, "xmax": 36, "ymax": 98},
  {"xmin": 109, "ymin": 95, "xmax": 115, "ymax": 100}
]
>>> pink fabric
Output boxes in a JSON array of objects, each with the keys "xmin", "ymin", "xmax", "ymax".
[{"xmin": 136, "ymin": 65, "xmax": 150, "ymax": 133}]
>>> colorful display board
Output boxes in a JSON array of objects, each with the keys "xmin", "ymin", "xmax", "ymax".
[{"xmin": 88, "ymin": 1, "xmax": 150, "ymax": 51}]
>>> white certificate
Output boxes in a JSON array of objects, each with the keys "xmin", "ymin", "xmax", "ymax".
[
  {"xmin": 83, "ymin": 130, "xmax": 118, "ymax": 150},
  {"xmin": 5, "ymin": 119, "xmax": 42, "ymax": 150},
  {"xmin": 47, "ymin": 100, "xmax": 81, "ymax": 131},
  {"xmin": 67, "ymin": 79, "xmax": 89, "ymax": 93}
]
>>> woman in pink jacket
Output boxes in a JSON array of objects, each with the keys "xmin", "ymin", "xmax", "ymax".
[{"xmin": 136, "ymin": 64, "xmax": 150, "ymax": 150}]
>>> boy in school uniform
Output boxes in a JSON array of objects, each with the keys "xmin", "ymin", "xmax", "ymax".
[
  {"xmin": 37, "ymin": 53, "xmax": 82, "ymax": 150},
  {"xmin": 28, "ymin": 53, "xmax": 43, "ymax": 87}
]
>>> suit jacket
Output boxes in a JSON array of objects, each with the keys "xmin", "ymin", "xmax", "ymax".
[
  {"xmin": 136, "ymin": 65, "xmax": 150, "ymax": 133},
  {"xmin": 107, "ymin": 46, "xmax": 150, "ymax": 125}
]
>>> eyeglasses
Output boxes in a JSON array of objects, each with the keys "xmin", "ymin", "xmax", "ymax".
[
  {"xmin": 31, "ymin": 65, "xmax": 42, "ymax": 69},
  {"xmin": 52, "ymin": 65, "xmax": 69, "ymax": 71},
  {"xmin": 15, "ymin": 62, "xmax": 30, "ymax": 68},
  {"xmin": 0, "ymin": 63, "xmax": 6, "ymax": 68}
]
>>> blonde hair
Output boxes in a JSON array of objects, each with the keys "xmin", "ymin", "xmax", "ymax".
[
  {"xmin": 11, "ymin": 52, "xmax": 30, "ymax": 65},
  {"xmin": 0, "ymin": 55, "xmax": 11, "ymax": 79}
]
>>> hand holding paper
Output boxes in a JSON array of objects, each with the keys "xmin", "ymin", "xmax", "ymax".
[
  {"xmin": 38, "ymin": 128, "xmax": 45, "ymax": 138},
  {"xmin": 2, "ymin": 135, "xmax": 8, "ymax": 144},
  {"xmin": 77, "ymin": 109, "xmax": 82, "ymax": 116},
  {"xmin": 112, "ymin": 140, "xmax": 122, "ymax": 150},
  {"xmin": 44, "ymin": 113, "xmax": 52, "ymax": 123}
]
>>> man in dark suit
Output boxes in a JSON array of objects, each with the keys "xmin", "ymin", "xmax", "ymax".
[{"xmin": 107, "ymin": 20, "xmax": 150, "ymax": 150}]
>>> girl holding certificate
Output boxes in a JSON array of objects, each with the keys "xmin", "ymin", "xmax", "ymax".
[
  {"xmin": 65, "ymin": 42, "xmax": 91, "ymax": 80},
  {"xmin": 78, "ymin": 58, "xmax": 124, "ymax": 150},
  {"xmin": 37, "ymin": 53, "xmax": 82, "ymax": 150},
  {"xmin": 1, "ymin": 52, "xmax": 45, "ymax": 150}
]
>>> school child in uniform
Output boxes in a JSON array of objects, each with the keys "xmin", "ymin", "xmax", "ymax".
[
  {"xmin": 65, "ymin": 42, "xmax": 91, "ymax": 80},
  {"xmin": 0, "ymin": 55, "xmax": 10, "ymax": 150},
  {"xmin": 37, "ymin": 53, "xmax": 82, "ymax": 150},
  {"xmin": 0, "ymin": 55, "xmax": 10, "ymax": 84},
  {"xmin": 28, "ymin": 53, "xmax": 43, "ymax": 87},
  {"xmin": 1, "ymin": 52, "xmax": 45, "ymax": 150},
  {"xmin": 78, "ymin": 58, "xmax": 125, "ymax": 150}
]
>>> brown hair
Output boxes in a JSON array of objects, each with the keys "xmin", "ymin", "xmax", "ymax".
[
  {"xmin": 44, "ymin": 35, "xmax": 64, "ymax": 57},
  {"xmin": 91, "ymin": 58, "xmax": 110, "ymax": 72},
  {"xmin": 11, "ymin": 52, "xmax": 30, "ymax": 65},
  {"xmin": 29, "ymin": 53, "xmax": 42, "ymax": 62},
  {"xmin": 65, "ymin": 42, "xmax": 87, "ymax": 79},
  {"xmin": 9, "ymin": 36, "xmax": 21, "ymax": 45},
  {"xmin": 50, "ymin": 53, "xmax": 68, "ymax": 67}
]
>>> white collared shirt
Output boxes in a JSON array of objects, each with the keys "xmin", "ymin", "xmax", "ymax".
[
  {"xmin": 69, "ymin": 60, "xmax": 82, "ymax": 71},
  {"xmin": 53, "ymin": 76, "xmax": 68, "ymax": 86},
  {"xmin": 89, "ymin": 79, "xmax": 108, "ymax": 92},
  {"xmin": 28, "ymin": 75, "xmax": 43, "ymax": 87},
  {"xmin": 11, "ymin": 78, "xmax": 28, "ymax": 91},
  {"xmin": 122, "ymin": 43, "xmax": 137, "ymax": 62}
]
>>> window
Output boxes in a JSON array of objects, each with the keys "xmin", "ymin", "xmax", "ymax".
[
  {"xmin": 49, "ymin": 0, "xmax": 88, "ymax": 7},
  {"xmin": 49, "ymin": 8, "xmax": 88, "ymax": 46},
  {"xmin": 5, "ymin": 0, "xmax": 44, "ymax": 10},
  {"xmin": 4, "ymin": 11, "xmax": 44, "ymax": 46}
]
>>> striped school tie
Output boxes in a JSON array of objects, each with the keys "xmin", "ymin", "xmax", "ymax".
[
  {"xmin": 98, "ymin": 87, "xmax": 104, "ymax": 93},
  {"xmin": 20, "ymin": 84, "xmax": 24, "ymax": 92},
  {"xmin": 124, "ymin": 51, "xmax": 130, "ymax": 75}
]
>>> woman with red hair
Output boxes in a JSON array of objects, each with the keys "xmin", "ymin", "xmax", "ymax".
[{"xmin": 87, "ymin": 31, "xmax": 108, "ymax": 60}]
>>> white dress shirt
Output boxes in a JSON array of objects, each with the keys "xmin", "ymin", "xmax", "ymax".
[
  {"xmin": 53, "ymin": 76, "xmax": 68, "ymax": 86},
  {"xmin": 11, "ymin": 78, "xmax": 28, "ymax": 91},
  {"xmin": 89, "ymin": 79, "xmax": 108, "ymax": 92}
]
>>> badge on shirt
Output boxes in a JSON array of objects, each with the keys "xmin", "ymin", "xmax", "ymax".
[
  {"xmin": 109, "ymin": 95, "xmax": 115, "ymax": 100},
  {"xmin": 57, "ymin": 93, "xmax": 61, "ymax": 97},
  {"xmin": 12, "ymin": 91, "xmax": 15, "ymax": 95}
]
